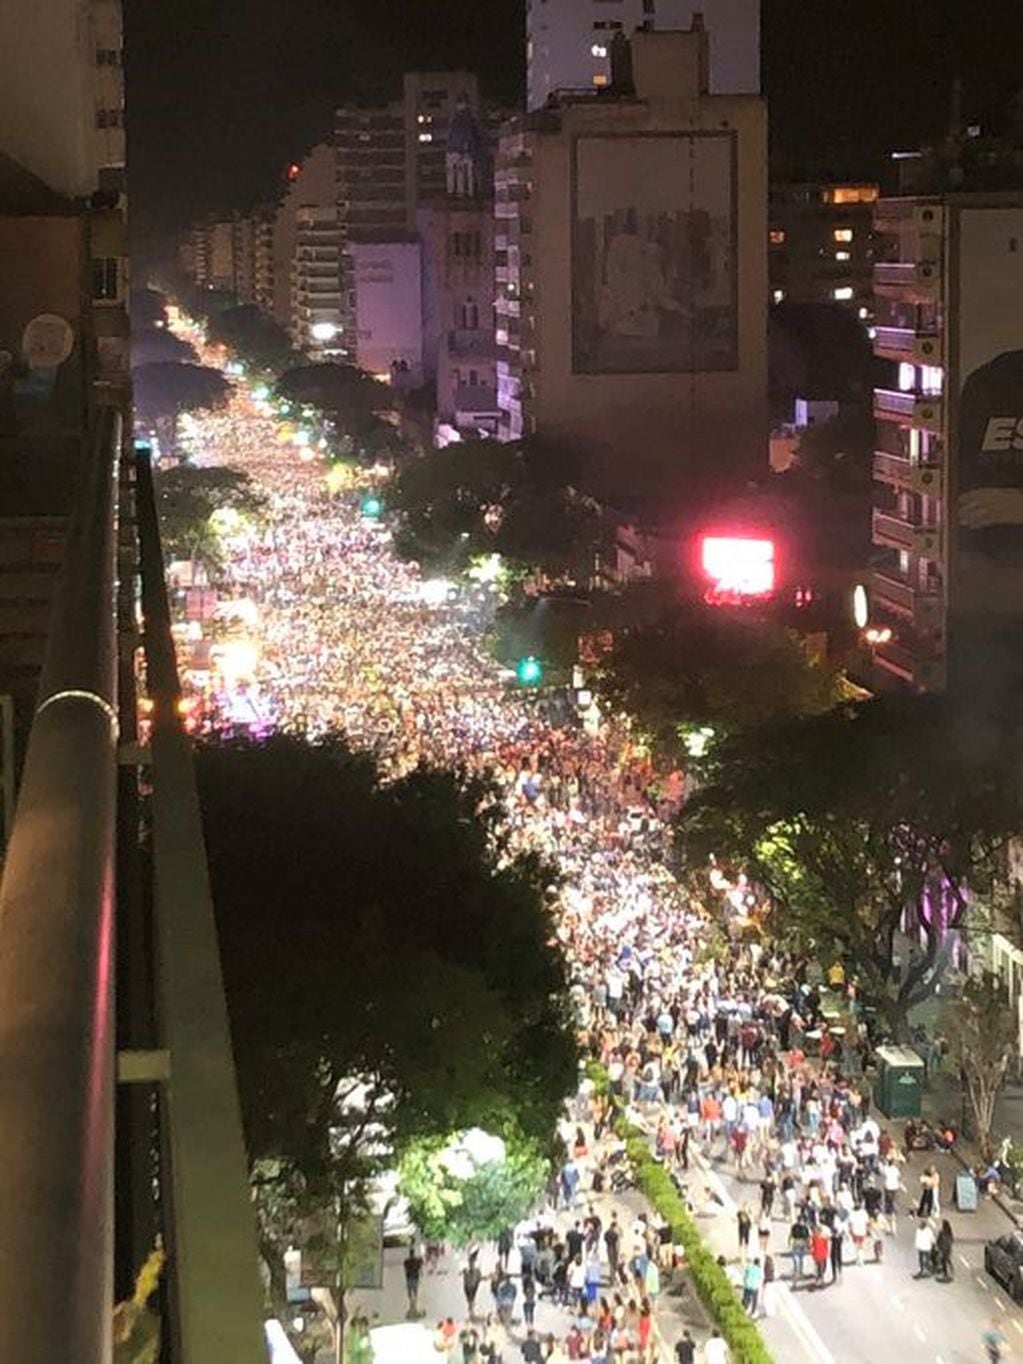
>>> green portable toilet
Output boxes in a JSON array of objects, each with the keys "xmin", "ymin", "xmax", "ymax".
[{"xmin": 873, "ymin": 1044, "xmax": 925, "ymax": 1118}]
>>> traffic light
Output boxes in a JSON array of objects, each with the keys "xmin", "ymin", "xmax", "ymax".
[
  {"xmin": 516, "ymin": 655, "xmax": 543, "ymax": 687},
  {"xmin": 360, "ymin": 493, "xmax": 383, "ymax": 519}
]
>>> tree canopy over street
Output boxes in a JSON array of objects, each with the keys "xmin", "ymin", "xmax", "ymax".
[
  {"xmin": 133, "ymin": 360, "xmax": 231, "ymax": 432},
  {"xmin": 196, "ymin": 734, "xmax": 577, "ymax": 1292},
  {"xmin": 390, "ymin": 437, "xmax": 604, "ymax": 579},
  {"xmin": 680, "ymin": 697, "xmax": 1023, "ymax": 1037},
  {"xmin": 155, "ymin": 464, "xmax": 264, "ymax": 569},
  {"xmin": 597, "ymin": 591, "xmax": 841, "ymax": 755}
]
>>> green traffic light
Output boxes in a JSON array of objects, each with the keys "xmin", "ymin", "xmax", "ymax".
[
  {"xmin": 516, "ymin": 655, "xmax": 543, "ymax": 687},
  {"xmin": 361, "ymin": 494, "xmax": 383, "ymax": 519}
]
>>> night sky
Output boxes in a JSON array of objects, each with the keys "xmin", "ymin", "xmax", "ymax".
[{"xmin": 125, "ymin": 0, "xmax": 1023, "ymax": 246}]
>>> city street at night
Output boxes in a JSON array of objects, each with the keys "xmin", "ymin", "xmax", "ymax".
[{"xmin": 168, "ymin": 342, "xmax": 1023, "ymax": 1364}]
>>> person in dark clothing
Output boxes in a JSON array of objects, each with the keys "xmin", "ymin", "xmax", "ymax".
[
  {"xmin": 675, "ymin": 1331, "xmax": 696, "ymax": 1363},
  {"xmin": 497, "ymin": 1226, "xmax": 513, "ymax": 1270},
  {"xmin": 463, "ymin": 1253, "xmax": 483, "ymax": 1319},
  {"xmin": 403, "ymin": 1245, "xmax": 424, "ymax": 1317},
  {"xmin": 935, "ymin": 1220, "xmax": 955, "ymax": 1282}
]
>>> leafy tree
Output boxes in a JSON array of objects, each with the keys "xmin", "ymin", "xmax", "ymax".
[
  {"xmin": 195, "ymin": 735, "xmax": 577, "ymax": 1301},
  {"xmin": 681, "ymin": 699, "xmax": 1021, "ymax": 1038},
  {"xmin": 598, "ymin": 595, "xmax": 839, "ymax": 755},
  {"xmin": 399, "ymin": 1128, "xmax": 547, "ymax": 1248},
  {"xmin": 156, "ymin": 465, "xmax": 264, "ymax": 571},
  {"xmin": 133, "ymin": 361, "xmax": 230, "ymax": 448},
  {"xmin": 942, "ymin": 972, "xmax": 1016, "ymax": 1160},
  {"xmin": 390, "ymin": 438, "xmax": 603, "ymax": 579},
  {"xmin": 207, "ymin": 304, "xmax": 298, "ymax": 372},
  {"xmin": 131, "ymin": 327, "xmax": 199, "ymax": 368},
  {"xmin": 276, "ymin": 364, "xmax": 390, "ymax": 424}
]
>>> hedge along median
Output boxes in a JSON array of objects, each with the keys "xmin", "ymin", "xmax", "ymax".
[{"xmin": 585, "ymin": 1061, "xmax": 775, "ymax": 1364}]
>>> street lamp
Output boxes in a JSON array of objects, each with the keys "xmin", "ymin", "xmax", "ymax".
[{"xmin": 515, "ymin": 656, "xmax": 543, "ymax": 687}]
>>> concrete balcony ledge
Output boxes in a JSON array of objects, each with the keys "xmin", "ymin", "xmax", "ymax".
[
  {"xmin": 873, "ymin": 326, "xmax": 941, "ymax": 362},
  {"xmin": 874, "ymin": 389, "xmax": 943, "ymax": 431}
]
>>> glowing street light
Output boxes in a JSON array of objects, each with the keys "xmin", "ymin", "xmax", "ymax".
[
  {"xmin": 310, "ymin": 321, "xmax": 339, "ymax": 342},
  {"xmin": 515, "ymin": 655, "xmax": 543, "ymax": 687}
]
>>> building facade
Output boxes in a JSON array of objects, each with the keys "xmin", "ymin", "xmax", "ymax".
[
  {"xmin": 347, "ymin": 241, "xmax": 423, "ymax": 380},
  {"xmin": 271, "ymin": 144, "xmax": 337, "ymax": 334},
  {"xmin": 417, "ymin": 100, "xmax": 499, "ymax": 438},
  {"xmin": 496, "ymin": 26, "xmax": 768, "ymax": 506},
  {"xmin": 292, "ymin": 205, "xmax": 344, "ymax": 358},
  {"xmin": 769, "ymin": 182, "xmax": 877, "ymax": 317},
  {"xmin": 0, "ymin": 0, "xmax": 125, "ymax": 199},
  {"xmin": 868, "ymin": 189, "xmax": 1023, "ymax": 693},
  {"xmin": 526, "ymin": 0, "xmax": 760, "ymax": 108}
]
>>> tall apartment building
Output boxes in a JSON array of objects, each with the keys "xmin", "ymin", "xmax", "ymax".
[
  {"xmin": 868, "ymin": 152, "xmax": 1023, "ymax": 693},
  {"xmin": 292, "ymin": 205, "xmax": 344, "ymax": 358},
  {"xmin": 270, "ymin": 143, "xmax": 337, "ymax": 332},
  {"xmin": 769, "ymin": 182, "xmax": 877, "ymax": 317},
  {"xmin": 0, "ymin": 0, "xmax": 125, "ymax": 199},
  {"xmin": 526, "ymin": 0, "xmax": 760, "ymax": 107},
  {"xmin": 418, "ymin": 102, "xmax": 499, "ymax": 437},
  {"xmin": 495, "ymin": 26, "xmax": 767, "ymax": 506}
]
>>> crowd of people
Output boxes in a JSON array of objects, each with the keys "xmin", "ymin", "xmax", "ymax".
[{"xmin": 173, "ymin": 361, "xmax": 1009, "ymax": 1364}]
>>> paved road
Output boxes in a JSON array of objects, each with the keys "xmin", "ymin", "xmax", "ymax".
[{"xmin": 701, "ymin": 1139, "xmax": 1023, "ymax": 1364}]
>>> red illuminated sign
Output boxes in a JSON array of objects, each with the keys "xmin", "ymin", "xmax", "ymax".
[{"xmin": 699, "ymin": 535, "xmax": 776, "ymax": 602}]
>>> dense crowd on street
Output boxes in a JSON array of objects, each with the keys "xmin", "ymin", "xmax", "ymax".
[{"xmin": 177, "ymin": 376, "xmax": 1006, "ymax": 1364}]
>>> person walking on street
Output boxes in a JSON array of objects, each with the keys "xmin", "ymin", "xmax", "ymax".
[
  {"xmin": 830, "ymin": 1222, "xmax": 844, "ymax": 1284},
  {"xmin": 674, "ymin": 1330, "xmax": 696, "ymax": 1363},
  {"xmin": 703, "ymin": 1327, "xmax": 730, "ymax": 1364},
  {"xmin": 736, "ymin": 1205, "xmax": 752, "ymax": 1262},
  {"xmin": 789, "ymin": 1215, "xmax": 810, "ymax": 1283},
  {"xmin": 913, "ymin": 1219, "xmax": 935, "ymax": 1278},
  {"xmin": 404, "ymin": 1244, "xmax": 424, "ymax": 1318},
  {"xmin": 521, "ymin": 1272, "xmax": 537, "ymax": 1327},
  {"xmin": 811, "ymin": 1225, "xmax": 830, "ymax": 1288},
  {"xmin": 605, "ymin": 1213, "xmax": 622, "ymax": 1285},
  {"xmin": 935, "ymin": 1219, "xmax": 954, "ymax": 1282},
  {"xmin": 463, "ymin": 1252, "xmax": 483, "ymax": 1320},
  {"xmin": 983, "ymin": 1321, "xmax": 1008, "ymax": 1363},
  {"xmin": 742, "ymin": 1257, "xmax": 763, "ymax": 1316}
]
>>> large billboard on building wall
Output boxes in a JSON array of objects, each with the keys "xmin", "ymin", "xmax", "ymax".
[
  {"xmin": 955, "ymin": 207, "xmax": 1023, "ymax": 618},
  {"xmin": 571, "ymin": 132, "xmax": 738, "ymax": 375}
]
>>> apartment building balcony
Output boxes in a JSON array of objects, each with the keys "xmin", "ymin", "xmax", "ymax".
[
  {"xmin": 871, "ymin": 568, "xmax": 942, "ymax": 624},
  {"xmin": 873, "ymin": 637, "xmax": 945, "ymax": 691},
  {"xmin": 872, "ymin": 509, "xmax": 941, "ymax": 557},
  {"xmin": 874, "ymin": 388, "xmax": 943, "ymax": 431},
  {"xmin": 873, "ymin": 259, "xmax": 940, "ymax": 300},
  {"xmin": 872, "ymin": 451, "xmax": 944, "ymax": 495},
  {"xmin": 873, "ymin": 326, "xmax": 941, "ymax": 363}
]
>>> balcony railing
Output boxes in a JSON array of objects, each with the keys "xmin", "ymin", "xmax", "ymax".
[
  {"xmin": 874, "ymin": 389, "xmax": 943, "ymax": 431},
  {"xmin": 872, "ymin": 451, "xmax": 943, "ymax": 493},
  {"xmin": 873, "ymin": 326, "xmax": 941, "ymax": 362},
  {"xmin": 874, "ymin": 260, "xmax": 940, "ymax": 295},
  {"xmin": 0, "ymin": 408, "xmax": 121, "ymax": 1364},
  {"xmin": 872, "ymin": 508, "xmax": 941, "ymax": 556}
]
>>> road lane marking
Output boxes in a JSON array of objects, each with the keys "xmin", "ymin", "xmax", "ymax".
[
  {"xmin": 1014, "ymin": 1320, "xmax": 1023, "ymax": 1336},
  {"xmin": 996, "ymin": 1296, "xmax": 1008, "ymax": 1311},
  {"xmin": 914, "ymin": 1324, "xmax": 927, "ymax": 1343},
  {"xmin": 890, "ymin": 1294, "xmax": 903, "ymax": 1309},
  {"xmin": 959, "ymin": 1254, "xmax": 971, "ymax": 1268},
  {"xmin": 977, "ymin": 1275, "xmax": 990, "ymax": 1290}
]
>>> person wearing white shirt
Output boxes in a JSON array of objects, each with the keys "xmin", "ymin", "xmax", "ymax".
[
  {"xmin": 703, "ymin": 1328, "xmax": 730, "ymax": 1363},
  {"xmin": 914, "ymin": 1219, "xmax": 935, "ymax": 1277}
]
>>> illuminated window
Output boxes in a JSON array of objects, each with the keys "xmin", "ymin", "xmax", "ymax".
[
  {"xmin": 772, "ymin": 288, "xmax": 785, "ymax": 303},
  {"xmin": 832, "ymin": 285, "xmax": 854, "ymax": 301},
  {"xmin": 592, "ymin": 73, "xmax": 609, "ymax": 86},
  {"xmin": 591, "ymin": 42, "xmax": 608, "ymax": 57},
  {"xmin": 833, "ymin": 228, "xmax": 853, "ymax": 243},
  {"xmin": 830, "ymin": 185, "xmax": 878, "ymax": 204},
  {"xmin": 898, "ymin": 361, "xmax": 916, "ymax": 392},
  {"xmin": 91, "ymin": 257, "xmax": 119, "ymax": 301},
  {"xmin": 835, "ymin": 250, "xmax": 851, "ymax": 261},
  {"xmin": 858, "ymin": 306, "xmax": 870, "ymax": 320},
  {"xmin": 769, "ymin": 228, "xmax": 786, "ymax": 245}
]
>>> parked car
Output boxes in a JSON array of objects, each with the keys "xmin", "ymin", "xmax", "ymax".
[{"xmin": 984, "ymin": 1234, "xmax": 1023, "ymax": 1300}]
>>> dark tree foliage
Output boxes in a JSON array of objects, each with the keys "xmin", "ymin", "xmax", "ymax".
[
  {"xmin": 275, "ymin": 364, "xmax": 390, "ymax": 421},
  {"xmin": 597, "ymin": 594, "xmax": 839, "ymax": 754},
  {"xmin": 196, "ymin": 734, "xmax": 578, "ymax": 1169},
  {"xmin": 680, "ymin": 698, "xmax": 1023, "ymax": 1036},
  {"xmin": 390, "ymin": 438, "xmax": 603, "ymax": 578},
  {"xmin": 206, "ymin": 304, "xmax": 297, "ymax": 371},
  {"xmin": 155, "ymin": 465, "xmax": 264, "ymax": 566},
  {"xmin": 131, "ymin": 327, "xmax": 199, "ymax": 368},
  {"xmin": 132, "ymin": 361, "xmax": 230, "ymax": 425},
  {"xmin": 129, "ymin": 287, "xmax": 168, "ymax": 331}
]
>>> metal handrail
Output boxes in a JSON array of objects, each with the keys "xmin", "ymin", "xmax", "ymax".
[
  {"xmin": 134, "ymin": 446, "xmax": 267, "ymax": 1363},
  {"xmin": 0, "ymin": 406, "xmax": 121, "ymax": 1364}
]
